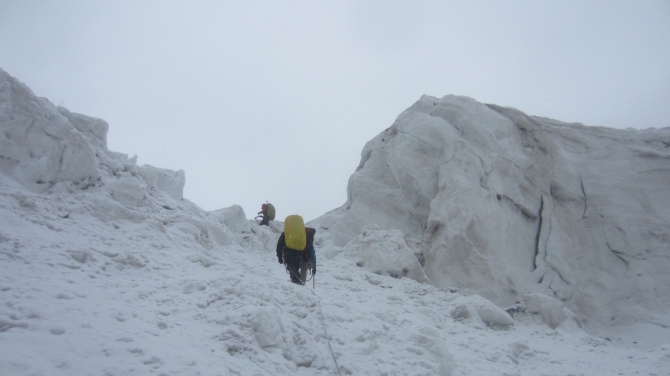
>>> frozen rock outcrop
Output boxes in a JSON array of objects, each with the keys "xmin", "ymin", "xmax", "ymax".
[
  {"xmin": 137, "ymin": 164, "xmax": 185, "ymax": 201},
  {"xmin": 210, "ymin": 205, "xmax": 251, "ymax": 233},
  {"xmin": 522, "ymin": 293, "xmax": 575, "ymax": 330},
  {"xmin": 317, "ymin": 94, "xmax": 670, "ymax": 328},
  {"xmin": 342, "ymin": 224, "xmax": 428, "ymax": 283},
  {"xmin": 450, "ymin": 294, "xmax": 515, "ymax": 328},
  {"xmin": 0, "ymin": 68, "xmax": 185, "ymax": 202},
  {"xmin": 0, "ymin": 69, "xmax": 100, "ymax": 192}
]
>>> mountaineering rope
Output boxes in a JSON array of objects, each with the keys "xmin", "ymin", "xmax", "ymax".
[
  {"xmin": 282, "ymin": 253, "xmax": 314, "ymax": 285},
  {"xmin": 284, "ymin": 262, "xmax": 305, "ymax": 285},
  {"xmin": 311, "ymin": 287, "xmax": 343, "ymax": 376},
  {"xmin": 282, "ymin": 253, "xmax": 341, "ymax": 375}
]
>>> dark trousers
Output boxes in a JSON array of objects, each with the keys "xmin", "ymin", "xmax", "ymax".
[
  {"xmin": 260, "ymin": 215, "xmax": 269, "ymax": 226},
  {"xmin": 283, "ymin": 249, "xmax": 304, "ymax": 285}
]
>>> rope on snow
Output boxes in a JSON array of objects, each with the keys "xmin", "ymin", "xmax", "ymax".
[
  {"xmin": 310, "ymin": 286, "xmax": 343, "ymax": 376},
  {"xmin": 282, "ymin": 252, "xmax": 341, "ymax": 375}
]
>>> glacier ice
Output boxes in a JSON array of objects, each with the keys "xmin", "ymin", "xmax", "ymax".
[{"xmin": 314, "ymin": 94, "xmax": 670, "ymax": 328}]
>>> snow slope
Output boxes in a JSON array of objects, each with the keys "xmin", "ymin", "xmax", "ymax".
[
  {"xmin": 1, "ymin": 68, "xmax": 669, "ymax": 375},
  {"xmin": 313, "ymin": 94, "xmax": 670, "ymax": 331}
]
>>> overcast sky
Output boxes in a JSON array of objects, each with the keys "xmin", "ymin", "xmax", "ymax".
[{"xmin": 1, "ymin": 1, "xmax": 669, "ymax": 221}]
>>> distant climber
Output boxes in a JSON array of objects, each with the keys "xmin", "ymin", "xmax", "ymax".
[
  {"xmin": 276, "ymin": 215, "xmax": 317, "ymax": 285},
  {"xmin": 256, "ymin": 202, "xmax": 275, "ymax": 226}
]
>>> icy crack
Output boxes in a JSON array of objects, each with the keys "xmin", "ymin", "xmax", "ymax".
[
  {"xmin": 580, "ymin": 174, "xmax": 588, "ymax": 219},
  {"xmin": 533, "ymin": 196, "xmax": 544, "ymax": 270},
  {"xmin": 606, "ymin": 242, "xmax": 629, "ymax": 267},
  {"xmin": 397, "ymin": 130, "xmax": 436, "ymax": 149}
]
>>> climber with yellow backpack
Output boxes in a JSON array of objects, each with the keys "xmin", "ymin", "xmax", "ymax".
[
  {"xmin": 256, "ymin": 202, "xmax": 275, "ymax": 226},
  {"xmin": 276, "ymin": 215, "xmax": 316, "ymax": 285}
]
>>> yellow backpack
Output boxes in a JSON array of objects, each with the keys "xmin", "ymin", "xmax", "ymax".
[{"xmin": 284, "ymin": 215, "xmax": 306, "ymax": 250}]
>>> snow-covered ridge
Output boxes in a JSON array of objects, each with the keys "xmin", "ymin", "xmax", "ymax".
[{"xmin": 314, "ymin": 94, "xmax": 670, "ymax": 329}]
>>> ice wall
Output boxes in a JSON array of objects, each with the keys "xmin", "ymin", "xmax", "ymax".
[
  {"xmin": 316, "ymin": 94, "xmax": 670, "ymax": 327},
  {"xmin": 0, "ymin": 68, "xmax": 185, "ymax": 202}
]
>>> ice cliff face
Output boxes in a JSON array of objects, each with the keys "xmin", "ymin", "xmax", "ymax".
[
  {"xmin": 0, "ymin": 68, "xmax": 185, "ymax": 204},
  {"xmin": 315, "ymin": 94, "xmax": 670, "ymax": 328},
  {"xmin": 0, "ymin": 67, "xmax": 278, "ymax": 253}
]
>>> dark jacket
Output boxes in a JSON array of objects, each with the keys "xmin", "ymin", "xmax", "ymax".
[{"xmin": 276, "ymin": 227, "xmax": 317, "ymax": 268}]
